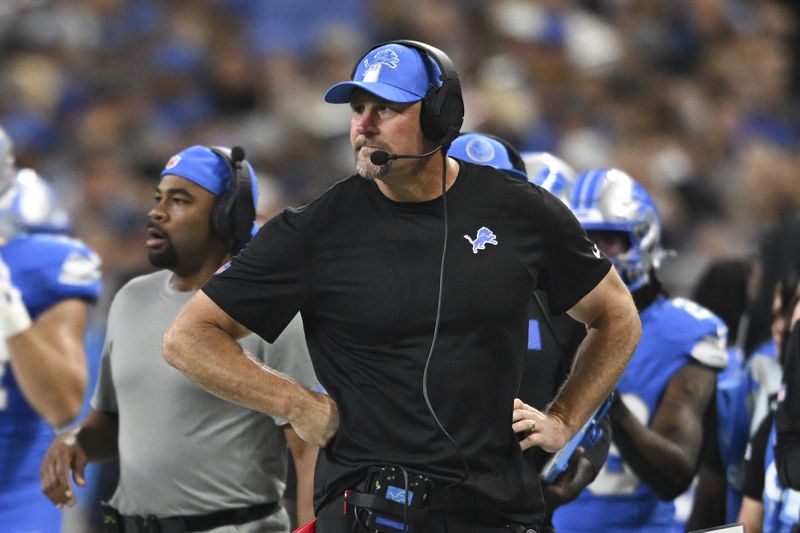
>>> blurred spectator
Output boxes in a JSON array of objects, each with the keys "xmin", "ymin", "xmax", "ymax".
[{"xmin": 737, "ymin": 143, "xmax": 800, "ymax": 356}]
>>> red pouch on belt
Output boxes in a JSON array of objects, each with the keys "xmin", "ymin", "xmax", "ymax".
[{"xmin": 293, "ymin": 519, "xmax": 316, "ymax": 533}]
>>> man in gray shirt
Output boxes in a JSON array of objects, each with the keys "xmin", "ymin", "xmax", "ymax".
[{"xmin": 40, "ymin": 145, "xmax": 320, "ymax": 532}]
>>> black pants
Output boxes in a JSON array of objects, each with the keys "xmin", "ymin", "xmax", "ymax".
[{"xmin": 315, "ymin": 497, "xmax": 538, "ymax": 533}]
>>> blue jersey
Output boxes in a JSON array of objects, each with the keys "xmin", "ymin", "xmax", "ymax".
[
  {"xmin": 0, "ymin": 233, "xmax": 102, "ymax": 532},
  {"xmin": 553, "ymin": 296, "xmax": 727, "ymax": 533},
  {"xmin": 716, "ymin": 341, "xmax": 782, "ymax": 523},
  {"xmin": 763, "ymin": 423, "xmax": 800, "ymax": 532}
]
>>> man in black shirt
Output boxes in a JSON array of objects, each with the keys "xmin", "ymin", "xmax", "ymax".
[{"xmin": 163, "ymin": 40, "xmax": 640, "ymax": 532}]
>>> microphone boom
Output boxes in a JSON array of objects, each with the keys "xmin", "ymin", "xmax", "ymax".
[{"xmin": 370, "ymin": 145, "xmax": 443, "ymax": 165}]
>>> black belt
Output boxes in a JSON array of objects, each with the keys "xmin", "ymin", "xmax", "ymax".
[
  {"xmin": 109, "ymin": 501, "xmax": 278, "ymax": 533},
  {"xmin": 319, "ymin": 494, "xmax": 539, "ymax": 533}
]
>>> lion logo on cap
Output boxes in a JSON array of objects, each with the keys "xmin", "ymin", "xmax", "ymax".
[
  {"xmin": 165, "ymin": 155, "xmax": 182, "ymax": 169},
  {"xmin": 466, "ymin": 139, "xmax": 496, "ymax": 164},
  {"xmin": 361, "ymin": 49, "xmax": 400, "ymax": 82}
]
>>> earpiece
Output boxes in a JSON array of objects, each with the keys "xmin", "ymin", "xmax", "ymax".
[{"xmin": 207, "ymin": 146, "xmax": 255, "ymax": 254}]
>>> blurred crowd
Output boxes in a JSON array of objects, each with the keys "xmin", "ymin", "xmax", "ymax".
[{"xmin": 1, "ymin": 0, "xmax": 799, "ymax": 306}]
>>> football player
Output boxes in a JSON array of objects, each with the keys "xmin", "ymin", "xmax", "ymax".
[
  {"xmin": 0, "ymin": 126, "xmax": 102, "ymax": 532},
  {"xmin": 552, "ymin": 168, "xmax": 728, "ymax": 533}
]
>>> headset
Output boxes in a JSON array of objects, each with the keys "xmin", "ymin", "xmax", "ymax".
[
  {"xmin": 207, "ymin": 145, "xmax": 256, "ymax": 255},
  {"xmin": 353, "ymin": 39, "xmax": 464, "ymax": 148}
]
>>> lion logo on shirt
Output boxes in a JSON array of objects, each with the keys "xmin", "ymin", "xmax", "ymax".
[{"xmin": 464, "ymin": 227, "xmax": 498, "ymax": 254}]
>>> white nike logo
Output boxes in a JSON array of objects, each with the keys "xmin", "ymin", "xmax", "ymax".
[{"xmin": 591, "ymin": 244, "xmax": 602, "ymax": 259}]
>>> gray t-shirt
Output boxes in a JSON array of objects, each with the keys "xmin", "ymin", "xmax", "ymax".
[{"xmin": 92, "ymin": 270, "xmax": 318, "ymax": 520}]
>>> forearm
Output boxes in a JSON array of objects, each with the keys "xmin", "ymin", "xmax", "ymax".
[
  {"xmin": 163, "ymin": 319, "xmax": 307, "ymax": 421},
  {"xmin": 165, "ymin": 292, "xmax": 338, "ymax": 447},
  {"xmin": 685, "ymin": 465, "xmax": 726, "ymax": 529},
  {"xmin": 609, "ymin": 397, "xmax": 695, "ymax": 499},
  {"xmin": 284, "ymin": 426, "xmax": 317, "ymax": 525},
  {"xmin": 615, "ymin": 363, "xmax": 715, "ymax": 499},
  {"xmin": 74, "ymin": 409, "xmax": 119, "ymax": 462},
  {"xmin": 737, "ymin": 496, "xmax": 764, "ymax": 533},
  {"xmin": 8, "ymin": 329, "xmax": 86, "ymax": 427},
  {"xmin": 686, "ymin": 396, "xmax": 725, "ymax": 528},
  {"xmin": 548, "ymin": 310, "xmax": 639, "ymax": 435}
]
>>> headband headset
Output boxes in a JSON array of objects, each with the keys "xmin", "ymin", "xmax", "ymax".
[
  {"xmin": 207, "ymin": 145, "xmax": 255, "ymax": 254},
  {"xmin": 352, "ymin": 39, "xmax": 465, "ymax": 148}
]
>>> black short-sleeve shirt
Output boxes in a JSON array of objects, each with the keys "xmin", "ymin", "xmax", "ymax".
[{"xmin": 203, "ymin": 161, "xmax": 611, "ymax": 526}]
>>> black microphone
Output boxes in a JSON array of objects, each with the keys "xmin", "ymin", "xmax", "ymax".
[
  {"xmin": 370, "ymin": 144, "xmax": 444, "ymax": 165},
  {"xmin": 231, "ymin": 145, "xmax": 246, "ymax": 164}
]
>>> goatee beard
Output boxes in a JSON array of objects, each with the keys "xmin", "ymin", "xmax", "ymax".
[
  {"xmin": 357, "ymin": 160, "xmax": 390, "ymax": 180},
  {"xmin": 148, "ymin": 242, "xmax": 179, "ymax": 269}
]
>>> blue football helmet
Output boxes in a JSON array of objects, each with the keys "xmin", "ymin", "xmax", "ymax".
[
  {"xmin": 448, "ymin": 132, "xmax": 528, "ymax": 181},
  {"xmin": 569, "ymin": 168, "xmax": 668, "ymax": 291},
  {"xmin": 0, "ymin": 168, "xmax": 71, "ymax": 243},
  {"xmin": 521, "ymin": 151, "xmax": 576, "ymax": 205}
]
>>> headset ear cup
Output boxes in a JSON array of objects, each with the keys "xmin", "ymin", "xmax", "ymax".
[
  {"xmin": 420, "ymin": 85, "xmax": 464, "ymax": 147},
  {"xmin": 207, "ymin": 146, "xmax": 256, "ymax": 254},
  {"xmin": 231, "ymin": 165, "xmax": 255, "ymax": 246},
  {"xmin": 419, "ymin": 90, "xmax": 441, "ymax": 144},
  {"xmin": 438, "ymin": 92, "xmax": 465, "ymax": 147},
  {"xmin": 211, "ymin": 192, "xmax": 234, "ymax": 243}
]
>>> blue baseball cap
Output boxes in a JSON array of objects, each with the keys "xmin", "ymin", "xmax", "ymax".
[
  {"xmin": 161, "ymin": 145, "xmax": 233, "ymax": 196},
  {"xmin": 160, "ymin": 145, "xmax": 260, "ymax": 236},
  {"xmin": 324, "ymin": 43, "xmax": 438, "ymax": 104},
  {"xmin": 161, "ymin": 145, "xmax": 258, "ymax": 201},
  {"xmin": 448, "ymin": 133, "xmax": 528, "ymax": 181}
]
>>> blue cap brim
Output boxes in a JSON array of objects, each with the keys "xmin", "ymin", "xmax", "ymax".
[{"xmin": 324, "ymin": 81, "xmax": 424, "ymax": 104}]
